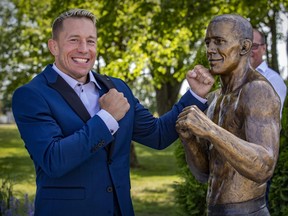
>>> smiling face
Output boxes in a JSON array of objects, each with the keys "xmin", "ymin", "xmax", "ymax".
[
  {"xmin": 48, "ymin": 17, "xmax": 97, "ymax": 83},
  {"xmin": 205, "ymin": 21, "xmax": 243, "ymax": 75}
]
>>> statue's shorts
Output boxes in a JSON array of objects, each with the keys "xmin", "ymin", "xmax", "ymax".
[{"xmin": 208, "ymin": 196, "xmax": 269, "ymax": 216}]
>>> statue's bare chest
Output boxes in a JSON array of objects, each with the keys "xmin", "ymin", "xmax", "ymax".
[{"xmin": 207, "ymin": 92, "xmax": 244, "ymax": 134}]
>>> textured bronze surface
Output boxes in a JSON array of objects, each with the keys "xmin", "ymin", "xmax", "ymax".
[{"xmin": 176, "ymin": 14, "xmax": 281, "ymax": 208}]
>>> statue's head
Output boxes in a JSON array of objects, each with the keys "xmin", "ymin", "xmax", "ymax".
[{"xmin": 205, "ymin": 14, "xmax": 253, "ymax": 75}]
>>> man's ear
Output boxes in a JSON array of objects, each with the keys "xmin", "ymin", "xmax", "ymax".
[
  {"xmin": 240, "ymin": 39, "xmax": 252, "ymax": 56},
  {"xmin": 48, "ymin": 39, "xmax": 58, "ymax": 56}
]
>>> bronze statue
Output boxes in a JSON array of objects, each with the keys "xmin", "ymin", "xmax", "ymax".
[{"xmin": 176, "ymin": 14, "xmax": 281, "ymax": 216}]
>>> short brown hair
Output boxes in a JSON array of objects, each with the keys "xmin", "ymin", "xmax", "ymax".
[
  {"xmin": 253, "ymin": 28, "xmax": 266, "ymax": 45},
  {"xmin": 51, "ymin": 9, "xmax": 96, "ymax": 39}
]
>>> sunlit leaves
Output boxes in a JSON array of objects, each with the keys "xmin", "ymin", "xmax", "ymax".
[{"xmin": 0, "ymin": 0, "xmax": 287, "ymax": 112}]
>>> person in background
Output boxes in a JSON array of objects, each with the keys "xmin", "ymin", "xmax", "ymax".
[
  {"xmin": 250, "ymin": 28, "xmax": 287, "ymax": 117},
  {"xmin": 12, "ymin": 9, "xmax": 214, "ymax": 216},
  {"xmin": 176, "ymin": 14, "xmax": 281, "ymax": 215},
  {"xmin": 250, "ymin": 28, "xmax": 287, "ymax": 208}
]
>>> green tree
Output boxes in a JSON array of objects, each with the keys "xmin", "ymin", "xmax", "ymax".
[
  {"xmin": 246, "ymin": 0, "xmax": 288, "ymax": 74},
  {"xmin": 0, "ymin": 0, "xmax": 53, "ymax": 111},
  {"xmin": 2, "ymin": 0, "xmax": 286, "ymax": 113}
]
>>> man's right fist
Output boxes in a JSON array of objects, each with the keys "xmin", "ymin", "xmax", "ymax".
[{"xmin": 99, "ymin": 89, "xmax": 130, "ymax": 121}]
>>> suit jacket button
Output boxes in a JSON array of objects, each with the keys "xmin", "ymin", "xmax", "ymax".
[
  {"xmin": 98, "ymin": 140, "xmax": 105, "ymax": 147},
  {"xmin": 106, "ymin": 186, "xmax": 113, "ymax": 193}
]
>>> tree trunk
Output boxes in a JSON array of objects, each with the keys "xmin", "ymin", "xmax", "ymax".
[
  {"xmin": 269, "ymin": 10, "xmax": 279, "ymax": 73},
  {"xmin": 155, "ymin": 81, "xmax": 182, "ymax": 115},
  {"xmin": 130, "ymin": 142, "xmax": 140, "ymax": 168}
]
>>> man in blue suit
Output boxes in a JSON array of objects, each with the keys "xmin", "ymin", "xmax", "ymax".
[{"xmin": 12, "ymin": 9, "xmax": 214, "ymax": 216}]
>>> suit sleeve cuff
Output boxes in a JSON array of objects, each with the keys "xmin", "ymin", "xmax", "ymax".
[
  {"xmin": 97, "ymin": 109, "xmax": 119, "ymax": 135},
  {"xmin": 189, "ymin": 89, "xmax": 207, "ymax": 104}
]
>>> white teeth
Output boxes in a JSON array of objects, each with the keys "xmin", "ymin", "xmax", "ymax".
[{"xmin": 73, "ymin": 58, "xmax": 88, "ymax": 63}]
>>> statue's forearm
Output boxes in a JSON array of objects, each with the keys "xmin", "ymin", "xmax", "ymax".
[
  {"xmin": 208, "ymin": 125, "xmax": 276, "ymax": 183},
  {"xmin": 182, "ymin": 138, "xmax": 209, "ymax": 183}
]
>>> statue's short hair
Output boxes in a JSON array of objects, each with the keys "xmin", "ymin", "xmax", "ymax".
[
  {"xmin": 51, "ymin": 9, "xmax": 97, "ymax": 39},
  {"xmin": 209, "ymin": 14, "xmax": 253, "ymax": 41}
]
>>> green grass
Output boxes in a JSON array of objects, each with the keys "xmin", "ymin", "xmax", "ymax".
[
  {"xmin": 0, "ymin": 124, "xmax": 181, "ymax": 216},
  {"xmin": 131, "ymin": 144, "xmax": 182, "ymax": 216},
  {"xmin": 0, "ymin": 124, "xmax": 35, "ymax": 199}
]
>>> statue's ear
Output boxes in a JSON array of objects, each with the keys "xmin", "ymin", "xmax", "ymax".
[{"xmin": 240, "ymin": 39, "xmax": 252, "ymax": 56}]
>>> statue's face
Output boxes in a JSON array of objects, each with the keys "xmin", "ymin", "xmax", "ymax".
[{"xmin": 205, "ymin": 21, "xmax": 242, "ymax": 75}]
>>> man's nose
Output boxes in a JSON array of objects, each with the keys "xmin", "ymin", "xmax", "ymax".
[{"xmin": 78, "ymin": 41, "xmax": 88, "ymax": 52}]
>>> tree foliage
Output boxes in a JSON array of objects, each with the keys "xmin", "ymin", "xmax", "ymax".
[
  {"xmin": 0, "ymin": 0, "xmax": 53, "ymax": 110},
  {"xmin": 0, "ymin": 0, "xmax": 207, "ymax": 113},
  {"xmin": 1, "ymin": 0, "xmax": 287, "ymax": 112}
]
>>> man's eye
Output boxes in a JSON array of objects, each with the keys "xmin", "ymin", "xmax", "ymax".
[{"xmin": 88, "ymin": 40, "xmax": 96, "ymax": 44}]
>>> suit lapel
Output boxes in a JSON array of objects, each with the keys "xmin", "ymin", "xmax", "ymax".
[
  {"xmin": 44, "ymin": 65, "xmax": 118, "ymax": 160},
  {"xmin": 93, "ymin": 73, "xmax": 115, "ymax": 91},
  {"xmin": 44, "ymin": 65, "xmax": 115, "ymax": 124},
  {"xmin": 49, "ymin": 75, "xmax": 91, "ymax": 123}
]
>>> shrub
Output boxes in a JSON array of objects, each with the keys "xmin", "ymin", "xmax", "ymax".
[
  {"xmin": 0, "ymin": 179, "xmax": 14, "ymax": 214},
  {"xmin": 173, "ymin": 141, "xmax": 207, "ymax": 216},
  {"xmin": 269, "ymin": 81, "xmax": 288, "ymax": 216},
  {"xmin": 0, "ymin": 179, "xmax": 34, "ymax": 216}
]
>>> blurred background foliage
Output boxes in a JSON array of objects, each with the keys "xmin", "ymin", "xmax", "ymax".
[
  {"xmin": 0, "ymin": 0, "xmax": 287, "ymax": 114},
  {"xmin": 0, "ymin": 0, "xmax": 287, "ymax": 215}
]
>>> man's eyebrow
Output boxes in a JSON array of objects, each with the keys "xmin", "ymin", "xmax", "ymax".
[
  {"xmin": 88, "ymin": 36, "xmax": 97, "ymax": 39},
  {"xmin": 67, "ymin": 34, "xmax": 97, "ymax": 39}
]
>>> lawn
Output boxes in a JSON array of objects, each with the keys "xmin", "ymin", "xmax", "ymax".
[{"xmin": 0, "ymin": 124, "xmax": 182, "ymax": 216}]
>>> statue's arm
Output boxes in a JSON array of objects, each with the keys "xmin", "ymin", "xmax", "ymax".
[
  {"xmin": 181, "ymin": 136, "xmax": 209, "ymax": 183},
  {"xmin": 203, "ymin": 81, "xmax": 280, "ymax": 183},
  {"xmin": 176, "ymin": 81, "xmax": 280, "ymax": 184},
  {"xmin": 176, "ymin": 91, "xmax": 214, "ymax": 183}
]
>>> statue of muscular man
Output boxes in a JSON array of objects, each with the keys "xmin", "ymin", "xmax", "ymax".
[{"xmin": 176, "ymin": 14, "xmax": 281, "ymax": 216}]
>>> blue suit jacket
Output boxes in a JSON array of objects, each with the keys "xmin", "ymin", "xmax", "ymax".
[{"xmin": 12, "ymin": 64, "xmax": 207, "ymax": 216}]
